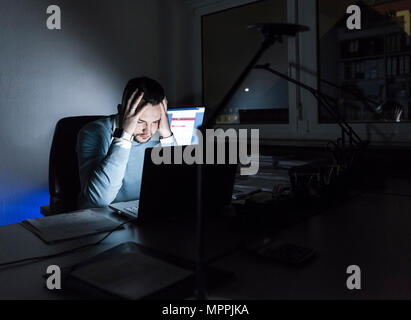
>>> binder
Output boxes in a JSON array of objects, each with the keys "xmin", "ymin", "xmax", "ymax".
[
  {"xmin": 399, "ymin": 56, "xmax": 404, "ymax": 75},
  {"xmin": 392, "ymin": 56, "xmax": 398, "ymax": 76},
  {"xmin": 387, "ymin": 57, "xmax": 392, "ymax": 76}
]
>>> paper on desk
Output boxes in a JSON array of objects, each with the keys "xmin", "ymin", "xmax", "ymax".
[
  {"xmin": 232, "ymin": 185, "xmax": 261, "ymax": 200},
  {"xmin": 21, "ymin": 209, "xmax": 121, "ymax": 243},
  {"xmin": 235, "ymin": 177, "xmax": 276, "ymax": 192},
  {"xmin": 277, "ymin": 160, "xmax": 310, "ymax": 168}
]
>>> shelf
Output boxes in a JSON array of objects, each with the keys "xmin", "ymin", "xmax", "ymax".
[
  {"xmin": 386, "ymin": 75, "xmax": 411, "ymax": 80},
  {"xmin": 343, "ymin": 98, "xmax": 411, "ymax": 102},
  {"xmin": 385, "ymin": 50, "xmax": 411, "ymax": 57},
  {"xmin": 341, "ymin": 54, "xmax": 385, "ymax": 62},
  {"xmin": 341, "ymin": 50, "xmax": 411, "ymax": 62},
  {"xmin": 342, "ymin": 78, "xmax": 385, "ymax": 82},
  {"xmin": 342, "ymin": 76, "xmax": 411, "ymax": 82}
]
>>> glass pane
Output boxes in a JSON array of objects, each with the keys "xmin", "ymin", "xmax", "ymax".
[
  {"xmin": 319, "ymin": 0, "xmax": 411, "ymax": 123},
  {"xmin": 202, "ymin": 0, "xmax": 289, "ymax": 125}
]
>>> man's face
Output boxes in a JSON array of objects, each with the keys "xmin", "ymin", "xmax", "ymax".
[{"xmin": 133, "ymin": 103, "xmax": 162, "ymax": 143}]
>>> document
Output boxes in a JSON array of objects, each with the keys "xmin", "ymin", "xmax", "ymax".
[{"xmin": 21, "ymin": 209, "xmax": 121, "ymax": 243}]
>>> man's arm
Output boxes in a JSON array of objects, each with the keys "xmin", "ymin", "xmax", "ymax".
[
  {"xmin": 77, "ymin": 121, "xmax": 132, "ymax": 208},
  {"xmin": 77, "ymin": 89, "xmax": 146, "ymax": 208},
  {"xmin": 159, "ymin": 134, "xmax": 177, "ymax": 146},
  {"xmin": 156, "ymin": 96, "xmax": 178, "ymax": 147}
]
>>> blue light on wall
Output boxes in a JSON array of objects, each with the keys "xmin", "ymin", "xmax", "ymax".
[{"xmin": 0, "ymin": 189, "xmax": 49, "ymax": 226}]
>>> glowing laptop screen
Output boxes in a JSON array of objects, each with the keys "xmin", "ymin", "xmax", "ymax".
[{"xmin": 167, "ymin": 107, "xmax": 205, "ymax": 145}]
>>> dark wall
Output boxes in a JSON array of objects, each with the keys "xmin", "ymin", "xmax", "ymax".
[{"xmin": 0, "ymin": 0, "xmax": 194, "ymax": 224}]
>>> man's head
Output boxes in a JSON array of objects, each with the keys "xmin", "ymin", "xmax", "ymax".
[{"xmin": 121, "ymin": 77, "xmax": 165, "ymax": 143}]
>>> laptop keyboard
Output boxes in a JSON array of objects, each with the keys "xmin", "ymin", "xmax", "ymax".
[
  {"xmin": 125, "ymin": 206, "xmax": 139, "ymax": 215},
  {"xmin": 110, "ymin": 200, "xmax": 140, "ymax": 218}
]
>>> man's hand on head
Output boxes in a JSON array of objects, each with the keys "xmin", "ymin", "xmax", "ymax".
[
  {"xmin": 117, "ymin": 89, "xmax": 146, "ymax": 135},
  {"xmin": 158, "ymin": 97, "xmax": 172, "ymax": 138}
]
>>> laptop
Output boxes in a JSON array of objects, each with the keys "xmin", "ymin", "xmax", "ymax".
[
  {"xmin": 109, "ymin": 106, "xmax": 236, "ymax": 221},
  {"xmin": 110, "ymin": 107, "xmax": 206, "ymax": 219},
  {"xmin": 109, "ymin": 146, "xmax": 237, "ymax": 222}
]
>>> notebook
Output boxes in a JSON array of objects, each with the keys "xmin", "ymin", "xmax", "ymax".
[{"xmin": 20, "ymin": 209, "xmax": 122, "ymax": 243}]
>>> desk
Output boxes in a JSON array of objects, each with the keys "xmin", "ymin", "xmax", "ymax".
[
  {"xmin": 1, "ymin": 192, "xmax": 411, "ymax": 299},
  {"xmin": 212, "ymin": 192, "xmax": 411, "ymax": 299},
  {"xmin": 0, "ymin": 208, "xmax": 245, "ymax": 299}
]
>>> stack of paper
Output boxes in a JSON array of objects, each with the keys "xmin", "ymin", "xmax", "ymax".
[{"xmin": 21, "ymin": 209, "xmax": 122, "ymax": 243}]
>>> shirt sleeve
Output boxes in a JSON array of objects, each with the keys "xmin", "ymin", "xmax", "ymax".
[
  {"xmin": 159, "ymin": 134, "xmax": 177, "ymax": 146},
  {"xmin": 76, "ymin": 122, "xmax": 131, "ymax": 208}
]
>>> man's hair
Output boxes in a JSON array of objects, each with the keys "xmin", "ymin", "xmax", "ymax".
[{"xmin": 122, "ymin": 77, "xmax": 165, "ymax": 107}]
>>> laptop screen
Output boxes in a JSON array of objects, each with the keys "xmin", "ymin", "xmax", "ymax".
[{"xmin": 167, "ymin": 107, "xmax": 205, "ymax": 145}]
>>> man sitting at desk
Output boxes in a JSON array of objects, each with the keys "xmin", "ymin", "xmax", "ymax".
[{"xmin": 77, "ymin": 77, "xmax": 176, "ymax": 209}]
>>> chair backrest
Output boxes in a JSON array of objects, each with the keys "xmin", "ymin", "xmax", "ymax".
[{"xmin": 48, "ymin": 116, "xmax": 104, "ymax": 214}]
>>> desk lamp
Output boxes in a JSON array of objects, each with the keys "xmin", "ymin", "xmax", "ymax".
[{"xmin": 194, "ymin": 23, "xmax": 310, "ymax": 299}]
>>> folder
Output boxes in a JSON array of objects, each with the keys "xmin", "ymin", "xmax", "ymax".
[{"xmin": 21, "ymin": 209, "xmax": 122, "ymax": 243}]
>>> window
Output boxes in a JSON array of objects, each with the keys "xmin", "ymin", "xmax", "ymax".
[
  {"xmin": 202, "ymin": 0, "xmax": 289, "ymax": 125},
  {"xmin": 319, "ymin": 0, "xmax": 411, "ymax": 123}
]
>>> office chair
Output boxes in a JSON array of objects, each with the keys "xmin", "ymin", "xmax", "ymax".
[{"xmin": 41, "ymin": 116, "xmax": 105, "ymax": 216}]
